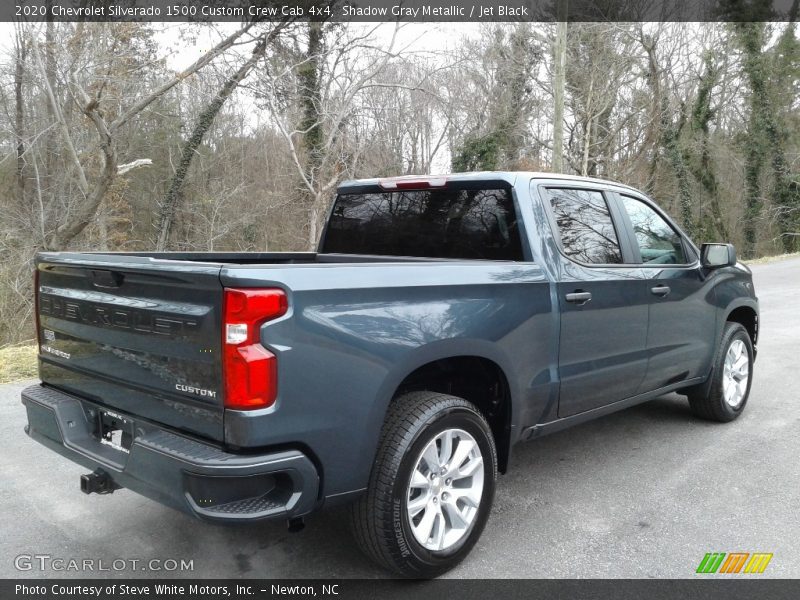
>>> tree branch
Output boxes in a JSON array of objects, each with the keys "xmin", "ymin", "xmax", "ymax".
[{"xmin": 110, "ymin": 23, "xmax": 255, "ymax": 132}]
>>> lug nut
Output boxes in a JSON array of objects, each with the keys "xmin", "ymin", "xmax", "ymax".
[
  {"xmin": 445, "ymin": 478, "xmax": 452, "ymax": 486},
  {"xmin": 442, "ymin": 492, "xmax": 450, "ymax": 501},
  {"xmin": 440, "ymin": 466, "xmax": 448, "ymax": 475},
  {"xmin": 432, "ymin": 497, "xmax": 438, "ymax": 504}
]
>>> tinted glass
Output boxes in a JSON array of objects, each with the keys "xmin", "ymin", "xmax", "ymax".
[
  {"xmin": 548, "ymin": 188, "xmax": 622, "ymax": 264},
  {"xmin": 620, "ymin": 195, "xmax": 687, "ymax": 264},
  {"xmin": 322, "ymin": 188, "xmax": 523, "ymax": 261}
]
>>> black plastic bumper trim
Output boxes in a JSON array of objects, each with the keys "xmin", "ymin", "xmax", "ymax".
[{"xmin": 21, "ymin": 384, "xmax": 319, "ymax": 522}]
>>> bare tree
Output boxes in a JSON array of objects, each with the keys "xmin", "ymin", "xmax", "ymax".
[
  {"xmin": 258, "ymin": 23, "xmax": 433, "ymax": 248},
  {"xmin": 156, "ymin": 22, "xmax": 290, "ymax": 250},
  {"xmin": 1, "ymin": 20, "xmax": 800, "ymax": 346},
  {"xmin": 28, "ymin": 22, "xmax": 255, "ymax": 249},
  {"xmin": 451, "ymin": 24, "xmax": 543, "ymax": 171}
]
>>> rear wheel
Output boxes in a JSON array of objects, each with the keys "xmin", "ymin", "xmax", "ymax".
[
  {"xmin": 350, "ymin": 391, "xmax": 497, "ymax": 578},
  {"xmin": 687, "ymin": 322, "xmax": 754, "ymax": 422}
]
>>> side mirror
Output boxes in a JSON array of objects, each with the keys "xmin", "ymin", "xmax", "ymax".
[{"xmin": 701, "ymin": 243, "xmax": 736, "ymax": 269}]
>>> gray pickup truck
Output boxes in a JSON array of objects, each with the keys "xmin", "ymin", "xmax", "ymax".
[{"xmin": 22, "ymin": 172, "xmax": 758, "ymax": 577}]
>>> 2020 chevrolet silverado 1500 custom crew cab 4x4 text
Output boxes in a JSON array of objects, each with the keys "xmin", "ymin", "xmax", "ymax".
[{"xmin": 22, "ymin": 172, "xmax": 758, "ymax": 577}]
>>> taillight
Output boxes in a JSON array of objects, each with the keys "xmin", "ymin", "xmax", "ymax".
[{"xmin": 222, "ymin": 288, "xmax": 288, "ymax": 410}]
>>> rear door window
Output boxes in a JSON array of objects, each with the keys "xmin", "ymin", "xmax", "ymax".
[
  {"xmin": 322, "ymin": 187, "xmax": 523, "ymax": 260},
  {"xmin": 547, "ymin": 188, "xmax": 623, "ymax": 264}
]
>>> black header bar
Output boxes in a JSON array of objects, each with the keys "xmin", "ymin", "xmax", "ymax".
[{"xmin": 6, "ymin": 0, "xmax": 799, "ymax": 22}]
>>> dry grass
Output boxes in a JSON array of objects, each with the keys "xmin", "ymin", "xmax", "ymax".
[
  {"xmin": 744, "ymin": 252, "xmax": 800, "ymax": 266},
  {"xmin": 0, "ymin": 343, "xmax": 38, "ymax": 384}
]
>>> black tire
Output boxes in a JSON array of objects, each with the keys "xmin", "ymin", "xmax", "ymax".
[
  {"xmin": 350, "ymin": 391, "xmax": 498, "ymax": 578},
  {"xmin": 686, "ymin": 322, "xmax": 754, "ymax": 422}
]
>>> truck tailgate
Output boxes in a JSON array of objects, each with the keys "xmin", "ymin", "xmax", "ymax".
[{"xmin": 35, "ymin": 253, "xmax": 225, "ymax": 441}]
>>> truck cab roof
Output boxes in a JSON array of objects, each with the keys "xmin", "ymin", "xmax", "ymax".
[{"xmin": 338, "ymin": 171, "xmax": 642, "ymax": 196}]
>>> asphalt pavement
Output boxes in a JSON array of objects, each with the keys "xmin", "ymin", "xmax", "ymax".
[{"xmin": 2, "ymin": 257, "xmax": 799, "ymax": 579}]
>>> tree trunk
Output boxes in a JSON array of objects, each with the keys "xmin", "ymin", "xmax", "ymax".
[
  {"xmin": 44, "ymin": 15, "xmax": 56, "ymax": 204},
  {"xmin": 640, "ymin": 32, "xmax": 661, "ymax": 195},
  {"xmin": 14, "ymin": 33, "xmax": 26, "ymax": 208},
  {"xmin": 686, "ymin": 55, "xmax": 728, "ymax": 241},
  {"xmin": 299, "ymin": 21, "xmax": 325, "ymax": 250},
  {"xmin": 735, "ymin": 23, "xmax": 769, "ymax": 258},
  {"xmin": 661, "ymin": 99, "xmax": 694, "ymax": 237},
  {"xmin": 299, "ymin": 21, "xmax": 324, "ymax": 172},
  {"xmin": 156, "ymin": 34, "xmax": 270, "ymax": 250},
  {"xmin": 32, "ymin": 35, "xmax": 89, "ymax": 198},
  {"xmin": 641, "ymin": 33, "xmax": 695, "ymax": 238},
  {"xmin": 47, "ymin": 99, "xmax": 118, "ymax": 250},
  {"xmin": 771, "ymin": 17, "xmax": 800, "ymax": 252},
  {"xmin": 552, "ymin": 4, "xmax": 568, "ymax": 173},
  {"xmin": 308, "ymin": 204, "xmax": 319, "ymax": 251},
  {"xmin": 581, "ymin": 116, "xmax": 591, "ymax": 176}
]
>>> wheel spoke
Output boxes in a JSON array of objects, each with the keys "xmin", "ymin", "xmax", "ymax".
[
  {"xmin": 438, "ymin": 430, "xmax": 454, "ymax": 467},
  {"xmin": 452, "ymin": 485, "xmax": 481, "ymax": 508},
  {"xmin": 431, "ymin": 511, "xmax": 446, "ymax": 550},
  {"xmin": 442, "ymin": 499, "xmax": 469, "ymax": 530},
  {"xmin": 421, "ymin": 443, "xmax": 441, "ymax": 472},
  {"xmin": 457, "ymin": 454, "xmax": 483, "ymax": 478},
  {"xmin": 449, "ymin": 438, "xmax": 475, "ymax": 474},
  {"xmin": 410, "ymin": 468, "xmax": 429, "ymax": 489},
  {"xmin": 737, "ymin": 379, "xmax": 747, "ymax": 399},
  {"xmin": 413, "ymin": 502, "xmax": 437, "ymax": 542},
  {"xmin": 407, "ymin": 494, "xmax": 428, "ymax": 518}
]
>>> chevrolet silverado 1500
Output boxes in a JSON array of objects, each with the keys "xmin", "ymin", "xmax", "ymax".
[{"xmin": 22, "ymin": 172, "xmax": 758, "ymax": 577}]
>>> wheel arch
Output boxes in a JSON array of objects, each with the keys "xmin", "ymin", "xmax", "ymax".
[
  {"xmin": 371, "ymin": 340, "xmax": 517, "ymax": 474},
  {"xmin": 682, "ymin": 299, "xmax": 759, "ymax": 401},
  {"xmin": 725, "ymin": 303, "xmax": 758, "ymax": 349}
]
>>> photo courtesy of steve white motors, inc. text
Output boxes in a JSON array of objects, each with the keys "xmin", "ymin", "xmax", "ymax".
[{"xmin": 14, "ymin": 584, "xmax": 340, "ymax": 597}]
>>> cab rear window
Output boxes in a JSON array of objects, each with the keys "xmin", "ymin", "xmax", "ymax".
[{"xmin": 321, "ymin": 187, "xmax": 524, "ymax": 261}]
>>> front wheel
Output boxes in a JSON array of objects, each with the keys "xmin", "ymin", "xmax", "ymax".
[
  {"xmin": 350, "ymin": 391, "xmax": 497, "ymax": 578},
  {"xmin": 687, "ymin": 322, "xmax": 754, "ymax": 422}
]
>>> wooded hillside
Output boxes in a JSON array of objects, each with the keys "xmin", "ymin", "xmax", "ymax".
[{"xmin": 0, "ymin": 20, "xmax": 798, "ymax": 344}]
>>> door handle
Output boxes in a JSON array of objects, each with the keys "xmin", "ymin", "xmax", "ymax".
[
  {"xmin": 565, "ymin": 291, "xmax": 592, "ymax": 304},
  {"xmin": 651, "ymin": 284, "xmax": 671, "ymax": 297}
]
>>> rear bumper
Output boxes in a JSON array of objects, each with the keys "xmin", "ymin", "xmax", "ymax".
[{"xmin": 21, "ymin": 384, "xmax": 319, "ymax": 523}]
